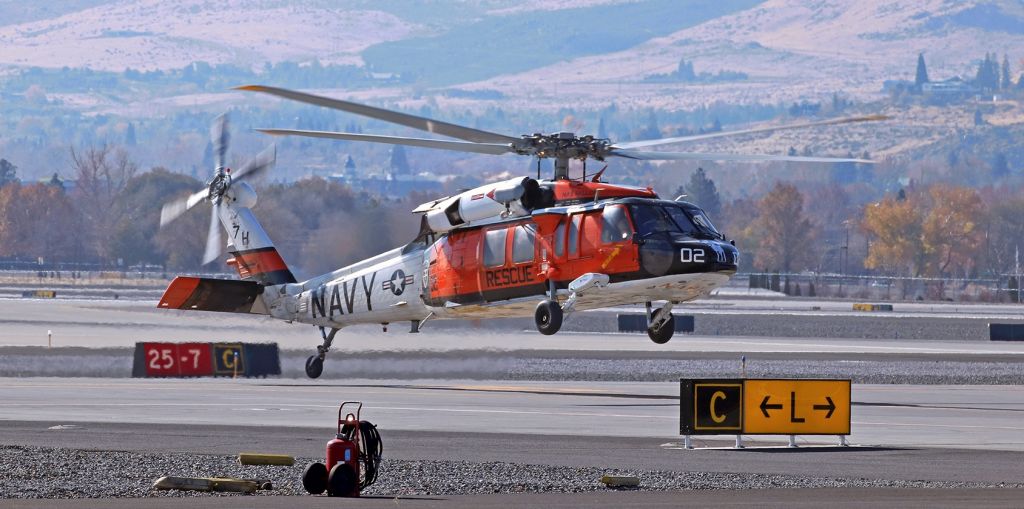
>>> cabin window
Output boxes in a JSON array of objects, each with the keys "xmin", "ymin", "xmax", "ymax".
[
  {"xmin": 568, "ymin": 214, "xmax": 582, "ymax": 256},
  {"xmin": 512, "ymin": 224, "xmax": 536, "ymax": 264},
  {"xmin": 483, "ymin": 228, "xmax": 507, "ymax": 267},
  {"xmin": 579, "ymin": 213, "xmax": 600, "ymax": 256},
  {"xmin": 601, "ymin": 205, "xmax": 632, "ymax": 243},
  {"xmin": 554, "ymin": 220, "xmax": 566, "ymax": 258}
]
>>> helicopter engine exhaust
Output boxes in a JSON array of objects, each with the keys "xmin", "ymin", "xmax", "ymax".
[{"xmin": 424, "ymin": 177, "xmax": 542, "ymax": 233}]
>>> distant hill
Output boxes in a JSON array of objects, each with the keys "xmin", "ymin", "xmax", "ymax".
[
  {"xmin": 2, "ymin": 0, "xmax": 1021, "ymax": 104},
  {"xmin": 468, "ymin": 0, "xmax": 1024, "ymax": 108}
]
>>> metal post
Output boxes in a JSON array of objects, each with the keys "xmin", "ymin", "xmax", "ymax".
[
  {"xmin": 684, "ymin": 435, "xmax": 693, "ymax": 449},
  {"xmin": 839, "ymin": 435, "xmax": 849, "ymax": 447},
  {"xmin": 47, "ymin": 330, "xmax": 52, "ymax": 349},
  {"xmin": 741, "ymin": 356, "xmax": 746, "ymax": 378},
  {"xmin": 788, "ymin": 435, "xmax": 798, "ymax": 448},
  {"xmin": 734, "ymin": 435, "xmax": 744, "ymax": 449}
]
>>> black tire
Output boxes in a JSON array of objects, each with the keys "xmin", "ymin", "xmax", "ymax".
[
  {"xmin": 327, "ymin": 462, "xmax": 358, "ymax": 497},
  {"xmin": 301, "ymin": 462, "xmax": 328, "ymax": 495},
  {"xmin": 647, "ymin": 309, "xmax": 675, "ymax": 344},
  {"xmin": 305, "ymin": 355, "xmax": 324, "ymax": 379},
  {"xmin": 534, "ymin": 299, "xmax": 563, "ymax": 335}
]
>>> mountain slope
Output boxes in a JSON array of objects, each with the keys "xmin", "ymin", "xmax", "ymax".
[{"xmin": 467, "ymin": 0, "xmax": 1024, "ymax": 108}]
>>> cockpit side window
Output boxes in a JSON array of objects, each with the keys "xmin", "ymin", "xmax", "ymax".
[
  {"xmin": 629, "ymin": 205, "xmax": 680, "ymax": 236},
  {"xmin": 601, "ymin": 205, "xmax": 632, "ymax": 243}
]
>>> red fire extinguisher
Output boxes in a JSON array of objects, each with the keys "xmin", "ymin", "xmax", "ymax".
[{"xmin": 302, "ymin": 401, "xmax": 382, "ymax": 497}]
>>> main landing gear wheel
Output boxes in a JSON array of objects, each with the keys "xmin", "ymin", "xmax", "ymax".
[
  {"xmin": 647, "ymin": 308, "xmax": 675, "ymax": 344},
  {"xmin": 305, "ymin": 355, "xmax": 324, "ymax": 379},
  {"xmin": 302, "ymin": 462, "xmax": 328, "ymax": 494},
  {"xmin": 534, "ymin": 299, "xmax": 563, "ymax": 335}
]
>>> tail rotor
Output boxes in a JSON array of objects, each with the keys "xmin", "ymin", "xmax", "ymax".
[{"xmin": 159, "ymin": 112, "xmax": 276, "ymax": 265}]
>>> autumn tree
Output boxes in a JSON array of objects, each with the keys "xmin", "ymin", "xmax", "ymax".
[
  {"xmin": 862, "ymin": 192, "xmax": 925, "ymax": 276},
  {"xmin": 114, "ymin": 168, "xmax": 204, "ymax": 268},
  {"xmin": 0, "ymin": 183, "xmax": 78, "ymax": 262},
  {"xmin": 753, "ymin": 182, "xmax": 817, "ymax": 272},
  {"xmin": 921, "ymin": 185, "xmax": 984, "ymax": 277}
]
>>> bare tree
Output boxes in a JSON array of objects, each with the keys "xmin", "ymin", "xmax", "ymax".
[{"xmin": 70, "ymin": 145, "xmax": 138, "ymax": 264}]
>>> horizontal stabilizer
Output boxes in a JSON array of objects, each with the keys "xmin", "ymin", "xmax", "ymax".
[{"xmin": 158, "ymin": 277, "xmax": 268, "ymax": 314}]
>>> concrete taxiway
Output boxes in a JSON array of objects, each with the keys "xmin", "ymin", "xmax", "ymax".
[{"xmin": 1, "ymin": 378, "xmax": 1023, "ymax": 453}]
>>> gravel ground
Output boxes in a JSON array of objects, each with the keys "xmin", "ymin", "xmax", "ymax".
[{"xmin": 0, "ymin": 445, "xmax": 1019, "ymax": 499}]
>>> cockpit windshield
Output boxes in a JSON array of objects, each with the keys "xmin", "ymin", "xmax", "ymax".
[{"xmin": 629, "ymin": 203, "xmax": 723, "ymax": 240}]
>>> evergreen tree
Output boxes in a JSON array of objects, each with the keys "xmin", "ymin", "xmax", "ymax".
[
  {"xmin": 914, "ymin": 52, "xmax": 929, "ymax": 89},
  {"xmin": 47, "ymin": 172, "xmax": 63, "ymax": 189},
  {"xmin": 125, "ymin": 122, "xmax": 137, "ymax": 146},
  {"xmin": 0, "ymin": 158, "xmax": 16, "ymax": 187},
  {"xmin": 642, "ymin": 110, "xmax": 660, "ymax": 139},
  {"xmin": 991, "ymin": 152, "xmax": 1010, "ymax": 179},
  {"xmin": 389, "ymin": 145, "xmax": 410, "ymax": 175},
  {"xmin": 344, "ymin": 155, "xmax": 356, "ymax": 176},
  {"xmin": 681, "ymin": 167, "xmax": 721, "ymax": 217},
  {"xmin": 1001, "ymin": 54, "xmax": 1012, "ymax": 90}
]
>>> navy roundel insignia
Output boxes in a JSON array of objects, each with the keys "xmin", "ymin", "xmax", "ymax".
[{"xmin": 382, "ymin": 269, "xmax": 414, "ymax": 296}]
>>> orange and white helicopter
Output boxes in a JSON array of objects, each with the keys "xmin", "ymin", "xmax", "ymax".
[{"xmin": 157, "ymin": 85, "xmax": 879, "ymax": 378}]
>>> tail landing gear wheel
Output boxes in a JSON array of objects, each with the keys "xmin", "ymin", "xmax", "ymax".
[
  {"xmin": 648, "ymin": 309, "xmax": 675, "ymax": 344},
  {"xmin": 305, "ymin": 355, "xmax": 324, "ymax": 379},
  {"xmin": 327, "ymin": 462, "xmax": 358, "ymax": 497},
  {"xmin": 302, "ymin": 462, "xmax": 328, "ymax": 494},
  {"xmin": 535, "ymin": 299, "xmax": 563, "ymax": 335}
]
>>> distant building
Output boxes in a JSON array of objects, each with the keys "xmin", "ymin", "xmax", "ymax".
[{"xmin": 922, "ymin": 77, "xmax": 978, "ymax": 96}]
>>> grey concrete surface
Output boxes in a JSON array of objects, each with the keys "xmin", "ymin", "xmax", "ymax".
[{"xmin": 1, "ymin": 378, "xmax": 1022, "ymax": 452}]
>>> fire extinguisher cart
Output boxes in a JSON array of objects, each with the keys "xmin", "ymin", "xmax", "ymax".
[{"xmin": 302, "ymin": 401, "xmax": 382, "ymax": 497}]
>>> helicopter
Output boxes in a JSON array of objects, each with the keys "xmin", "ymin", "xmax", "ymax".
[{"xmin": 157, "ymin": 85, "xmax": 881, "ymax": 378}]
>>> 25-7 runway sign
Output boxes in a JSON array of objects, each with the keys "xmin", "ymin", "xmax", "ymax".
[{"xmin": 680, "ymin": 379, "xmax": 851, "ymax": 435}]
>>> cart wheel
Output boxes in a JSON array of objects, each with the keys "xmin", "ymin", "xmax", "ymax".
[
  {"xmin": 302, "ymin": 462, "xmax": 328, "ymax": 495},
  {"xmin": 327, "ymin": 462, "xmax": 358, "ymax": 497}
]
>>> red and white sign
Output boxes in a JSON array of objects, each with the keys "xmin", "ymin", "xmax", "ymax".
[{"xmin": 143, "ymin": 342, "xmax": 213, "ymax": 377}]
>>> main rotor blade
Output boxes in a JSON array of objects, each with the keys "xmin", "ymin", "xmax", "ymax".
[
  {"xmin": 211, "ymin": 113, "xmax": 230, "ymax": 169},
  {"xmin": 202, "ymin": 204, "xmax": 222, "ymax": 265},
  {"xmin": 256, "ymin": 129, "xmax": 515, "ymax": 156},
  {"xmin": 159, "ymin": 188, "xmax": 209, "ymax": 227},
  {"xmin": 614, "ymin": 115, "xmax": 889, "ymax": 150},
  {"xmin": 237, "ymin": 85, "xmax": 519, "ymax": 144},
  {"xmin": 611, "ymin": 150, "xmax": 876, "ymax": 164},
  {"xmin": 233, "ymin": 144, "xmax": 277, "ymax": 181}
]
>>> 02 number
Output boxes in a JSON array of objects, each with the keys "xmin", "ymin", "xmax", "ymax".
[{"xmin": 680, "ymin": 248, "xmax": 705, "ymax": 263}]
